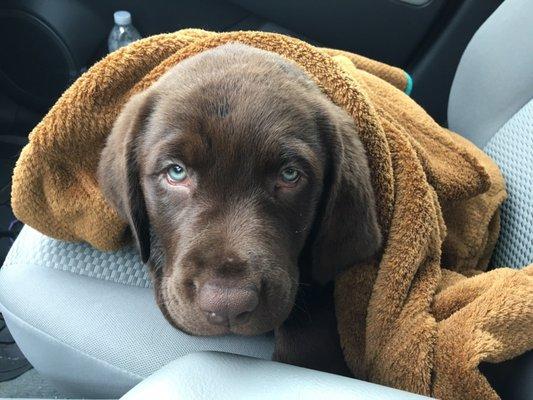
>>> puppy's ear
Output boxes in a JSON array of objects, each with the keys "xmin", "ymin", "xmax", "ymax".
[
  {"xmin": 98, "ymin": 91, "xmax": 154, "ymax": 263},
  {"xmin": 312, "ymin": 103, "xmax": 382, "ymax": 283}
]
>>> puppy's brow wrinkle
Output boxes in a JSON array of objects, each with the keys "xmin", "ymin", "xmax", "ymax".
[{"xmin": 214, "ymin": 98, "xmax": 230, "ymax": 118}]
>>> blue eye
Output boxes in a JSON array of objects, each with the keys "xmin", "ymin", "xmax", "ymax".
[
  {"xmin": 280, "ymin": 167, "xmax": 300, "ymax": 183},
  {"xmin": 166, "ymin": 164, "xmax": 187, "ymax": 183}
]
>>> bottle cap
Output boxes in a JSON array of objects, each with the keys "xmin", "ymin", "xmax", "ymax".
[{"xmin": 114, "ymin": 10, "xmax": 132, "ymax": 25}]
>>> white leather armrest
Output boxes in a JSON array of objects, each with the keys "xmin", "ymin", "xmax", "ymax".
[{"xmin": 121, "ymin": 351, "xmax": 432, "ymax": 400}]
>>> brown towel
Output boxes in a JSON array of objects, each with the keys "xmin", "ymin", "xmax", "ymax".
[{"xmin": 11, "ymin": 29, "xmax": 533, "ymax": 399}]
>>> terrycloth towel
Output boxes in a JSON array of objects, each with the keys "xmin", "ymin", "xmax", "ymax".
[{"xmin": 11, "ymin": 30, "xmax": 533, "ymax": 399}]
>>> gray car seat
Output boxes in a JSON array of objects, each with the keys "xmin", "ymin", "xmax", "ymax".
[{"xmin": 1, "ymin": 0, "xmax": 532, "ymax": 398}]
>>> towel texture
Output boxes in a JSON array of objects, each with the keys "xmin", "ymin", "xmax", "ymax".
[{"xmin": 11, "ymin": 30, "xmax": 532, "ymax": 399}]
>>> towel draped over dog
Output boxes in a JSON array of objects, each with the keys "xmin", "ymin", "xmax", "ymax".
[{"xmin": 11, "ymin": 30, "xmax": 532, "ymax": 399}]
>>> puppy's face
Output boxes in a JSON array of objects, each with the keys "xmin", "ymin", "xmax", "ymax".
[
  {"xmin": 98, "ymin": 44, "xmax": 381, "ymax": 336},
  {"xmin": 142, "ymin": 56, "xmax": 327, "ymax": 336}
]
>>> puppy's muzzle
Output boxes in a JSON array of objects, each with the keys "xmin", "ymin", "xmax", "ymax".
[{"xmin": 198, "ymin": 278, "xmax": 259, "ymax": 327}]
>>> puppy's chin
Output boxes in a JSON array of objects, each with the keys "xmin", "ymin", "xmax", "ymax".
[
  {"xmin": 175, "ymin": 320, "xmax": 278, "ymax": 337},
  {"xmin": 155, "ymin": 287, "xmax": 294, "ymax": 337},
  {"xmin": 163, "ymin": 303, "xmax": 292, "ymax": 337},
  {"xmin": 161, "ymin": 307, "xmax": 289, "ymax": 336}
]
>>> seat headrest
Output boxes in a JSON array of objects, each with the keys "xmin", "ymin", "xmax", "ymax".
[{"xmin": 448, "ymin": 0, "xmax": 533, "ymax": 148}]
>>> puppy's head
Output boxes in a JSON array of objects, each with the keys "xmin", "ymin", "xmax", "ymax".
[{"xmin": 98, "ymin": 43, "xmax": 381, "ymax": 336}]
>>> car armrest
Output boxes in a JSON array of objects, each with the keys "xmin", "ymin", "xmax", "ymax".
[{"xmin": 120, "ymin": 351, "xmax": 432, "ymax": 400}]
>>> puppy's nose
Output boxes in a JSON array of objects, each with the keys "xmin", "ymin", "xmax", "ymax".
[{"xmin": 198, "ymin": 279, "xmax": 259, "ymax": 326}]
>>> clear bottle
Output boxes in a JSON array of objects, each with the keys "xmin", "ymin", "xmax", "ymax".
[{"xmin": 108, "ymin": 11, "xmax": 142, "ymax": 53}]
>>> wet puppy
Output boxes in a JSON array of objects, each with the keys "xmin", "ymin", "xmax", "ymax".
[{"xmin": 98, "ymin": 43, "xmax": 381, "ymax": 374}]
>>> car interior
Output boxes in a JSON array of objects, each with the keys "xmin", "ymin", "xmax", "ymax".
[{"xmin": 0, "ymin": 0, "xmax": 531, "ymax": 398}]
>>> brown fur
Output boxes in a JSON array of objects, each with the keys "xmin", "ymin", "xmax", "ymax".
[{"xmin": 98, "ymin": 44, "xmax": 381, "ymax": 369}]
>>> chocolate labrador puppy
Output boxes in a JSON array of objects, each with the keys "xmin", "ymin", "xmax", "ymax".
[{"xmin": 98, "ymin": 43, "xmax": 381, "ymax": 375}]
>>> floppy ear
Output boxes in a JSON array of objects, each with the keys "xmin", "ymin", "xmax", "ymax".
[
  {"xmin": 311, "ymin": 103, "xmax": 382, "ymax": 283},
  {"xmin": 97, "ymin": 91, "xmax": 153, "ymax": 263}
]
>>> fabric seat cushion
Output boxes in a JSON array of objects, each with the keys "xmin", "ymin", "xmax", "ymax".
[{"xmin": 484, "ymin": 100, "xmax": 533, "ymax": 268}]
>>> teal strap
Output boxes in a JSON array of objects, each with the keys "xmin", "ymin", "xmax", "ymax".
[{"xmin": 404, "ymin": 71, "xmax": 413, "ymax": 96}]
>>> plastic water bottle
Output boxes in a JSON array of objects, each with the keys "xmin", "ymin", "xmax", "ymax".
[{"xmin": 108, "ymin": 11, "xmax": 142, "ymax": 53}]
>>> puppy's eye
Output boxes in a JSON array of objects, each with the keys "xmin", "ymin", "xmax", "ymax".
[
  {"xmin": 166, "ymin": 164, "xmax": 188, "ymax": 184},
  {"xmin": 279, "ymin": 167, "xmax": 300, "ymax": 185}
]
